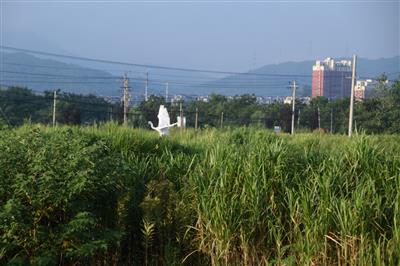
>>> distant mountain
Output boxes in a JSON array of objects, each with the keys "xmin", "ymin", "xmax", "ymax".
[
  {"xmin": 196, "ymin": 60, "xmax": 313, "ymax": 97},
  {"xmin": 357, "ymin": 56, "xmax": 400, "ymax": 79},
  {"xmin": 197, "ymin": 56, "xmax": 400, "ymax": 97},
  {"xmin": 1, "ymin": 52, "xmax": 398, "ymax": 97},
  {"xmin": 1, "ymin": 52, "xmax": 122, "ymax": 96},
  {"xmin": 0, "ymin": 52, "xmax": 217, "ymax": 98}
]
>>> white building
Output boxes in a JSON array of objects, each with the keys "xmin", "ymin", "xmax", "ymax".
[
  {"xmin": 171, "ymin": 95, "xmax": 184, "ymax": 106},
  {"xmin": 283, "ymin": 96, "xmax": 311, "ymax": 105},
  {"xmin": 196, "ymin": 96, "xmax": 210, "ymax": 102},
  {"xmin": 354, "ymin": 79, "xmax": 375, "ymax": 101},
  {"xmin": 284, "ymin": 96, "xmax": 293, "ymax": 105}
]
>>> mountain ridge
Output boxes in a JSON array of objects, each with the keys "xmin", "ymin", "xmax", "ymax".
[{"xmin": 1, "ymin": 52, "xmax": 398, "ymax": 97}]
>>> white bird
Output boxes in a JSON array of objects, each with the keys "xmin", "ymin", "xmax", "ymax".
[{"xmin": 148, "ymin": 105, "xmax": 177, "ymax": 136}]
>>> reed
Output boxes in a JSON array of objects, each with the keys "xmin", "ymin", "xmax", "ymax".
[{"xmin": 0, "ymin": 124, "xmax": 398, "ymax": 265}]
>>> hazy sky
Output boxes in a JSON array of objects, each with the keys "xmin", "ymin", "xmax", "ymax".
[{"xmin": 2, "ymin": 0, "xmax": 399, "ymax": 72}]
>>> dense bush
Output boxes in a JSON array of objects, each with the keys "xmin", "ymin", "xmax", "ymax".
[
  {"xmin": 0, "ymin": 127, "xmax": 128, "ymax": 265},
  {"xmin": 0, "ymin": 125, "xmax": 399, "ymax": 265}
]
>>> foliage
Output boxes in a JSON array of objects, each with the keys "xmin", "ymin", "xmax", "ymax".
[
  {"xmin": 1, "ymin": 78, "xmax": 399, "ymax": 134},
  {"xmin": 132, "ymin": 78, "xmax": 400, "ymax": 134},
  {"xmin": 0, "ymin": 123, "xmax": 399, "ymax": 265},
  {"xmin": 0, "ymin": 87, "xmax": 118, "ymax": 126},
  {"xmin": 0, "ymin": 126, "xmax": 127, "ymax": 265}
]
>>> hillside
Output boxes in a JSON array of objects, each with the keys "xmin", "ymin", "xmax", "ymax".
[
  {"xmin": 0, "ymin": 52, "xmax": 216, "ymax": 98},
  {"xmin": 200, "ymin": 56, "xmax": 399, "ymax": 96},
  {"xmin": 1, "ymin": 52, "xmax": 398, "ymax": 97},
  {"xmin": 1, "ymin": 52, "xmax": 120, "ymax": 96}
]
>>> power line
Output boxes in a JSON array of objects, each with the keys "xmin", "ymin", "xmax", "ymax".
[
  {"xmin": 0, "ymin": 83, "xmax": 297, "ymax": 95},
  {"xmin": 0, "ymin": 79, "xmax": 119, "ymax": 84},
  {"xmin": 0, "ymin": 70, "xmax": 310, "ymax": 88},
  {"xmin": 1, "ymin": 73, "xmax": 308, "ymax": 92},
  {"xmin": 0, "ymin": 69, "xmax": 307, "ymax": 86},
  {"xmin": 0, "ymin": 88, "xmax": 123, "ymax": 107},
  {"xmin": 0, "ymin": 45, "xmax": 312, "ymax": 78},
  {"xmin": 1, "ymin": 79, "xmax": 298, "ymax": 90},
  {"xmin": 2, "ymin": 61, "xmax": 311, "ymax": 81},
  {"xmin": 4, "ymin": 62, "xmax": 393, "ymax": 86},
  {"xmin": 0, "ymin": 70, "xmax": 120, "ymax": 80},
  {"xmin": 0, "ymin": 84, "xmax": 152, "ymax": 101},
  {"xmin": 0, "ymin": 97, "xmax": 268, "ymax": 125},
  {"xmin": 0, "ymin": 97, "xmax": 120, "ymax": 116},
  {"xmin": 1, "ymin": 78, "xmax": 297, "ymax": 89},
  {"xmin": 4, "ymin": 60, "xmax": 396, "ymax": 83},
  {"xmin": 2, "ymin": 47, "xmax": 396, "ymax": 88},
  {"xmin": 1, "ymin": 61, "xmax": 135, "ymax": 73}
]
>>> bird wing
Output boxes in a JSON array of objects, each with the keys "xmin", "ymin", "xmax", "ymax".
[{"xmin": 157, "ymin": 105, "xmax": 171, "ymax": 128}]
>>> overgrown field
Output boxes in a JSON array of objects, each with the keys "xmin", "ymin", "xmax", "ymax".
[{"xmin": 1, "ymin": 124, "xmax": 399, "ymax": 265}]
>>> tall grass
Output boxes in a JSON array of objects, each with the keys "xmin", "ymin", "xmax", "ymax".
[
  {"xmin": 187, "ymin": 129, "xmax": 400, "ymax": 265},
  {"xmin": 0, "ymin": 124, "xmax": 399, "ymax": 265}
]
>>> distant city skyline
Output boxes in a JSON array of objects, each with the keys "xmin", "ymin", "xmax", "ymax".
[
  {"xmin": 2, "ymin": 1, "xmax": 399, "ymax": 72},
  {"xmin": 311, "ymin": 57, "xmax": 352, "ymax": 99}
]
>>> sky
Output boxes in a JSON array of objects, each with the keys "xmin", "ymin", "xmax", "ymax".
[{"xmin": 1, "ymin": 0, "xmax": 399, "ymax": 72}]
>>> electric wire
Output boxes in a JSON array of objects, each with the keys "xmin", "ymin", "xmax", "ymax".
[{"xmin": 0, "ymin": 45, "xmax": 313, "ymax": 78}]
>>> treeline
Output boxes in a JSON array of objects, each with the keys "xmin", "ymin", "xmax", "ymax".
[
  {"xmin": 134, "ymin": 78, "xmax": 400, "ymax": 134},
  {"xmin": 0, "ymin": 87, "xmax": 120, "ymax": 126},
  {"xmin": 1, "ymin": 78, "xmax": 399, "ymax": 134}
]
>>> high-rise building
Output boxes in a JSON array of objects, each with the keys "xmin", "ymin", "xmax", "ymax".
[
  {"xmin": 354, "ymin": 79, "xmax": 378, "ymax": 101},
  {"xmin": 312, "ymin": 58, "xmax": 352, "ymax": 99}
]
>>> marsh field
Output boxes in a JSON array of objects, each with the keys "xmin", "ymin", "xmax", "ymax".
[{"xmin": 0, "ymin": 124, "xmax": 399, "ymax": 265}]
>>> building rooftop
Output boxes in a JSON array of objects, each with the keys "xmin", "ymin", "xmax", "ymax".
[{"xmin": 313, "ymin": 57, "xmax": 352, "ymax": 71}]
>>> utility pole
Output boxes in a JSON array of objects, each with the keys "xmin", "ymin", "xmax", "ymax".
[
  {"xmin": 165, "ymin": 82, "xmax": 168, "ymax": 103},
  {"xmin": 317, "ymin": 106, "xmax": 321, "ymax": 130},
  {"xmin": 220, "ymin": 112, "xmax": 224, "ymax": 128},
  {"xmin": 179, "ymin": 102, "xmax": 183, "ymax": 133},
  {"xmin": 123, "ymin": 73, "xmax": 130, "ymax": 126},
  {"xmin": 195, "ymin": 107, "xmax": 198, "ymax": 131},
  {"xmin": 330, "ymin": 108, "xmax": 333, "ymax": 134},
  {"xmin": 52, "ymin": 90, "xmax": 57, "ymax": 127},
  {"xmin": 109, "ymin": 106, "xmax": 113, "ymax": 121},
  {"xmin": 145, "ymin": 72, "xmax": 149, "ymax": 102},
  {"xmin": 290, "ymin": 80, "xmax": 297, "ymax": 135},
  {"xmin": 348, "ymin": 54, "xmax": 357, "ymax": 137},
  {"xmin": 297, "ymin": 109, "xmax": 301, "ymax": 128}
]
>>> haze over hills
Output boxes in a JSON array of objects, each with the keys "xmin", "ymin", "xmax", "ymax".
[
  {"xmin": 1, "ymin": 52, "xmax": 121, "ymax": 96},
  {"xmin": 0, "ymin": 52, "xmax": 218, "ymax": 98},
  {"xmin": 202, "ymin": 56, "xmax": 400, "ymax": 96},
  {"xmin": 1, "ymin": 52, "xmax": 399, "ymax": 98}
]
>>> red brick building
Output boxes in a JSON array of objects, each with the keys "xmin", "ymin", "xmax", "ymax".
[{"xmin": 312, "ymin": 58, "xmax": 352, "ymax": 99}]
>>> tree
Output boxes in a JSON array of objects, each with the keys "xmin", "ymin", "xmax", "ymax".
[
  {"xmin": 60, "ymin": 103, "xmax": 82, "ymax": 125},
  {"xmin": 138, "ymin": 95, "xmax": 166, "ymax": 126}
]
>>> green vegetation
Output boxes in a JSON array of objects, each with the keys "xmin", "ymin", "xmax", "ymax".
[
  {"xmin": 134, "ymin": 78, "xmax": 400, "ymax": 134},
  {"xmin": 1, "ymin": 125, "xmax": 399, "ymax": 265},
  {"xmin": 2, "ymin": 78, "xmax": 398, "ymax": 134},
  {"xmin": 0, "ymin": 87, "xmax": 119, "ymax": 126}
]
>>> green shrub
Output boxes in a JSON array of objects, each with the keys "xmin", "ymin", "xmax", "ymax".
[{"xmin": 0, "ymin": 125, "xmax": 399, "ymax": 265}]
